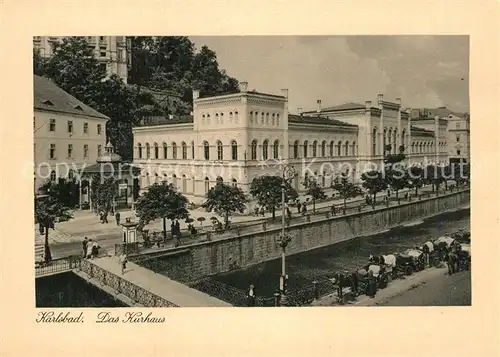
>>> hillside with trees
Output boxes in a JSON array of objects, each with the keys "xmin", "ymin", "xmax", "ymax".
[{"xmin": 33, "ymin": 36, "xmax": 240, "ymax": 160}]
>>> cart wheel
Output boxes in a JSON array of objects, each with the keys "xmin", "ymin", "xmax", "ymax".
[{"xmin": 405, "ymin": 266, "xmax": 414, "ymax": 275}]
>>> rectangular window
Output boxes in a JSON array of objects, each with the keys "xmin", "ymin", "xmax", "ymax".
[
  {"xmin": 49, "ymin": 119, "xmax": 56, "ymax": 132},
  {"xmin": 49, "ymin": 144, "xmax": 56, "ymax": 159},
  {"xmin": 84, "ymin": 144, "xmax": 89, "ymax": 158},
  {"xmin": 97, "ymin": 124, "xmax": 102, "ymax": 135},
  {"xmin": 98, "ymin": 144, "xmax": 102, "ymax": 156},
  {"xmin": 67, "ymin": 120, "xmax": 73, "ymax": 133},
  {"xmin": 83, "ymin": 122, "xmax": 88, "ymax": 134},
  {"xmin": 100, "ymin": 47, "xmax": 107, "ymax": 57},
  {"xmin": 99, "ymin": 36, "xmax": 105, "ymax": 41},
  {"xmin": 68, "ymin": 144, "xmax": 73, "ymax": 158}
]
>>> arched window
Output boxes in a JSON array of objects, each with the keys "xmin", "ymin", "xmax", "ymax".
[
  {"xmin": 182, "ymin": 175, "xmax": 187, "ymax": 192},
  {"xmin": 262, "ymin": 140, "xmax": 269, "ymax": 160},
  {"xmin": 352, "ymin": 141, "xmax": 356, "ymax": 156},
  {"xmin": 261, "ymin": 112, "xmax": 265, "ymax": 124},
  {"xmin": 401, "ymin": 130, "xmax": 406, "ymax": 149},
  {"xmin": 146, "ymin": 143, "xmax": 151, "ymax": 159},
  {"xmin": 419, "ymin": 142, "xmax": 423, "ymax": 154},
  {"xmin": 383, "ymin": 128, "xmax": 387, "ymax": 151},
  {"xmin": 220, "ymin": 113, "xmax": 224, "ymax": 124},
  {"xmin": 206, "ymin": 114, "xmax": 211, "ymax": 125},
  {"xmin": 231, "ymin": 140, "xmax": 238, "ymax": 161},
  {"xmin": 191, "ymin": 141, "xmax": 195, "ymax": 159},
  {"xmin": 372, "ymin": 127, "xmax": 377, "ymax": 156},
  {"xmin": 272, "ymin": 113, "xmax": 275, "ymax": 126},
  {"xmin": 232, "ymin": 178, "xmax": 237, "ymax": 187},
  {"xmin": 265, "ymin": 113, "xmax": 269, "ymax": 125},
  {"xmin": 181, "ymin": 142, "xmax": 187, "ymax": 159},
  {"xmin": 337, "ymin": 141, "xmax": 342, "ymax": 156},
  {"xmin": 215, "ymin": 113, "xmax": 219, "ymax": 124},
  {"xmin": 163, "ymin": 142, "xmax": 167, "ymax": 159},
  {"xmin": 249, "ymin": 111, "xmax": 253, "ymax": 124},
  {"xmin": 153, "ymin": 143, "xmax": 159, "ymax": 159},
  {"xmin": 138, "ymin": 143, "xmax": 143, "ymax": 159},
  {"xmin": 329, "ymin": 141, "xmax": 334, "ymax": 157},
  {"xmin": 203, "ymin": 141, "xmax": 210, "ymax": 160},
  {"xmin": 303, "ymin": 140, "xmax": 308, "ymax": 157},
  {"xmin": 293, "ymin": 140, "xmax": 299, "ymax": 159},
  {"xmin": 321, "ymin": 141, "xmax": 326, "ymax": 157},
  {"xmin": 392, "ymin": 129, "xmax": 397, "ymax": 154},
  {"xmin": 204, "ymin": 177, "xmax": 210, "ymax": 193},
  {"xmin": 273, "ymin": 140, "xmax": 279, "ymax": 159},
  {"xmin": 234, "ymin": 111, "xmax": 239, "ymax": 123},
  {"xmin": 50, "ymin": 170, "xmax": 56, "ymax": 181},
  {"xmin": 312, "ymin": 140, "xmax": 317, "ymax": 157},
  {"xmin": 68, "ymin": 169, "xmax": 74, "ymax": 180},
  {"xmin": 172, "ymin": 142, "xmax": 177, "ymax": 159},
  {"xmin": 344, "ymin": 141, "xmax": 349, "ymax": 156},
  {"xmin": 172, "ymin": 174, "xmax": 177, "ymax": 188},
  {"xmin": 411, "ymin": 142, "xmax": 415, "ymax": 154},
  {"xmin": 276, "ymin": 113, "xmax": 280, "ymax": 126},
  {"xmin": 217, "ymin": 141, "xmax": 223, "ymax": 160},
  {"xmin": 202, "ymin": 114, "xmax": 206, "ymax": 125},
  {"xmin": 229, "ymin": 112, "xmax": 233, "ymax": 122},
  {"xmin": 251, "ymin": 140, "xmax": 257, "ymax": 160}
]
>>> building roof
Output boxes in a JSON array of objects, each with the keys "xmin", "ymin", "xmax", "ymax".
[
  {"xmin": 288, "ymin": 114, "xmax": 357, "ymax": 127},
  {"xmin": 34, "ymin": 75, "xmax": 109, "ymax": 120},
  {"xmin": 136, "ymin": 115, "xmax": 194, "ymax": 127},
  {"xmin": 303, "ymin": 102, "xmax": 366, "ymax": 113},
  {"xmin": 411, "ymin": 126, "xmax": 435, "ymax": 137},
  {"xmin": 81, "ymin": 162, "xmax": 140, "ymax": 175},
  {"xmin": 411, "ymin": 107, "xmax": 468, "ymax": 120}
]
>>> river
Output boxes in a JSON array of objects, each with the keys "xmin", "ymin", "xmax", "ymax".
[{"xmin": 210, "ymin": 207, "xmax": 470, "ymax": 297}]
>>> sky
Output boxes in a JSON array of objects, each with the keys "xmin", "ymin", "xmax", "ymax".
[{"xmin": 190, "ymin": 36, "xmax": 469, "ymax": 114}]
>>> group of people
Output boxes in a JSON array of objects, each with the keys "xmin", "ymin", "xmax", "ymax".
[
  {"xmin": 98, "ymin": 209, "xmax": 121, "ymax": 226},
  {"xmin": 82, "ymin": 237, "xmax": 100, "ymax": 259}
]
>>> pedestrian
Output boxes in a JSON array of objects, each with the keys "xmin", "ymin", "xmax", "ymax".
[
  {"xmin": 91, "ymin": 241, "xmax": 100, "ymax": 258},
  {"xmin": 119, "ymin": 252, "xmax": 128, "ymax": 275},
  {"xmin": 171, "ymin": 221, "xmax": 175, "ymax": 239},
  {"xmin": 366, "ymin": 270, "xmax": 377, "ymax": 298},
  {"xmin": 297, "ymin": 201, "xmax": 301, "ymax": 214},
  {"xmin": 286, "ymin": 207, "xmax": 292, "ymax": 221},
  {"xmin": 99, "ymin": 210, "xmax": 104, "ymax": 224},
  {"xmin": 246, "ymin": 284, "xmax": 256, "ymax": 307},
  {"xmin": 115, "ymin": 211, "xmax": 121, "ymax": 226},
  {"xmin": 174, "ymin": 219, "xmax": 180, "ymax": 236},
  {"xmin": 331, "ymin": 204, "xmax": 336, "ymax": 216},
  {"xmin": 302, "ymin": 203, "xmax": 307, "ymax": 215},
  {"xmin": 260, "ymin": 206, "xmax": 265, "ymax": 217},
  {"xmin": 254, "ymin": 205, "xmax": 260, "ymax": 217},
  {"xmin": 86, "ymin": 239, "xmax": 93, "ymax": 259},
  {"xmin": 82, "ymin": 237, "xmax": 88, "ymax": 258},
  {"xmin": 102, "ymin": 212, "xmax": 108, "ymax": 224}
]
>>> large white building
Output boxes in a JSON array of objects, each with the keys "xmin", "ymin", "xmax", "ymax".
[
  {"xmin": 132, "ymin": 82, "xmax": 451, "ymax": 203},
  {"xmin": 33, "ymin": 75, "xmax": 109, "ymax": 189},
  {"xmin": 33, "ymin": 36, "xmax": 131, "ymax": 83}
]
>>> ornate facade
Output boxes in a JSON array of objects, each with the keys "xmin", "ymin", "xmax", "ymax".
[{"xmin": 132, "ymin": 83, "xmax": 450, "ymax": 203}]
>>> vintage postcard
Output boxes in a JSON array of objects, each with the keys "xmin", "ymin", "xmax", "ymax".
[{"xmin": 0, "ymin": 1, "xmax": 498, "ymax": 357}]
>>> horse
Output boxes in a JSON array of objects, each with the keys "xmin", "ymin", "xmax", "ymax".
[
  {"xmin": 446, "ymin": 250, "xmax": 459, "ymax": 275},
  {"xmin": 330, "ymin": 271, "xmax": 359, "ymax": 302}
]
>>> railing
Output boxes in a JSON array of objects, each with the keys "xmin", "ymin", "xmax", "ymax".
[
  {"xmin": 79, "ymin": 259, "xmax": 179, "ymax": 307},
  {"xmin": 35, "ymin": 256, "xmax": 81, "ymax": 277},
  {"xmin": 133, "ymin": 185, "xmax": 469, "ymax": 255}
]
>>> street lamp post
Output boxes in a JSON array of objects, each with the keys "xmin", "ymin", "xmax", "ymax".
[{"xmin": 277, "ymin": 165, "xmax": 296, "ymax": 305}]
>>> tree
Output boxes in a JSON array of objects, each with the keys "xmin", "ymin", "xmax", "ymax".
[
  {"xmin": 302, "ymin": 176, "xmax": 327, "ymax": 213},
  {"xmin": 249, "ymin": 175, "xmax": 298, "ymax": 220},
  {"xmin": 33, "ymin": 49, "xmax": 47, "ymax": 76},
  {"xmin": 453, "ymin": 162, "xmax": 470, "ymax": 186},
  {"xmin": 35, "ymin": 187, "xmax": 74, "ymax": 263},
  {"xmin": 202, "ymin": 182, "xmax": 248, "ymax": 228},
  {"xmin": 386, "ymin": 163, "xmax": 409, "ymax": 199},
  {"xmin": 331, "ymin": 173, "xmax": 363, "ymax": 213},
  {"xmin": 407, "ymin": 166, "xmax": 424, "ymax": 195},
  {"xmin": 361, "ymin": 170, "xmax": 388, "ymax": 208},
  {"xmin": 39, "ymin": 178, "xmax": 80, "ymax": 209},
  {"xmin": 135, "ymin": 182, "xmax": 190, "ymax": 240},
  {"xmin": 424, "ymin": 165, "xmax": 444, "ymax": 193}
]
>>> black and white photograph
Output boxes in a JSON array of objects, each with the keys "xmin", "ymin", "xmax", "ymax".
[{"xmin": 33, "ymin": 35, "xmax": 471, "ymax": 308}]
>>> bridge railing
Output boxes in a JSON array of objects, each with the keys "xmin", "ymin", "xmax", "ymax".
[
  {"xmin": 35, "ymin": 255, "xmax": 81, "ymax": 277},
  {"xmin": 79, "ymin": 259, "xmax": 179, "ymax": 308}
]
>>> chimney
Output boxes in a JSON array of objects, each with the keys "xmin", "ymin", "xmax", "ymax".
[
  {"xmin": 192, "ymin": 89, "xmax": 200, "ymax": 100},
  {"xmin": 377, "ymin": 94, "xmax": 384, "ymax": 104},
  {"xmin": 365, "ymin": 100, "xmax": 372, "ymax": 110},
  {"xmin": 316, "ymin": 99, "xmax": 322, "ymax": 113},
  {"xmin": 395, "ymin": 97, "xmax": 401, "ymax": 106},
  {"xmin": 281, "ymin": 88, "xmax": 289, "ymax": 99},
  {"xmin": 239, "ymin": 81, "xmax": 248, "ymax": 92}
]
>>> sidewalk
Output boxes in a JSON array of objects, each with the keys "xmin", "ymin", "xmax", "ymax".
[
  {"xmin": 90, "ymin": 256, "xmax": 232, "ymax": 307},
  {"xmin": 36, "ymin": 184, "xmax": 457, "ymax": 246}
]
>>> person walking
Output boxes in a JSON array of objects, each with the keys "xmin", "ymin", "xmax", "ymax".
[
  {"xmin": 86, "ymin": 239, "xmax": 93, "ymax": 259},
  {"xmin": 296, "ymin": 201, "xmax": 301, "ymax": 214},
  {"xmin": 115, "ymin": 211, "xmax": 121, "ymax": 226},
  {"xmin": 246, "ymin": 284, "xmax": 256, "ymax": 307},
  {"xmin": 260, "ymin": 206, "xmax": 265, "ymax": 217},
  {"xmin": 330, "ymin": 204, "xmax": 336, "ymax": 216},
  {"xmin": 119, "ymin": 252, "xmax": 128, "ymax": 275},
  {"xmin": 82, "ymin": 237, "xmax": 88, "ymax": 258},
  {"xmin": 91, "ymin": 241, "xmax": 100, "ymax": 258}
]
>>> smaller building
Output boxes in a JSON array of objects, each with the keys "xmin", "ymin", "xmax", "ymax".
[{"xmin": 33, "ymin": 75, "xmax": 109, "ymax": 190}]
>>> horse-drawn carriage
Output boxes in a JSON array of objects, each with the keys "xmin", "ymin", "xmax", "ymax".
[
  {"xmin": 369, "ymin": 253, "xmax": 417, "ymax": 278},
  {"xmin": 402, "ymin": 248, "xmax": 427, "ymax": 272}
]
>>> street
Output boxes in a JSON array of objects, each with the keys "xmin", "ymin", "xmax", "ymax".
[{"xmin": 377, "ymin": 270, "xmax": 471, "ymax": 306}]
